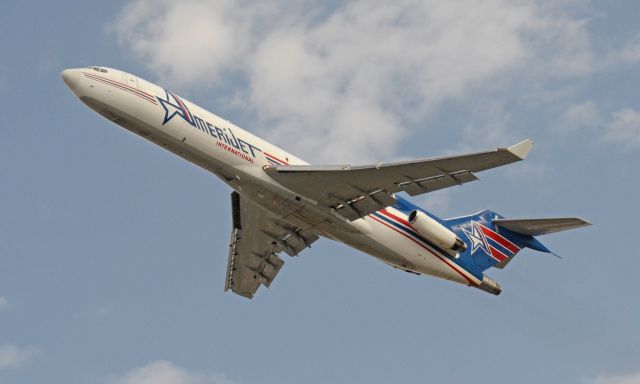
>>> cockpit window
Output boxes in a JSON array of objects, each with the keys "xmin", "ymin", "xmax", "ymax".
[{"xmin": 86, "ymin": 66, "xmax": 108, "ymax": 73}]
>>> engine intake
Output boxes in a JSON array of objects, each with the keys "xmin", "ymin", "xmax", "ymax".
[{"xmin": 407, "ymin": 210, "xmax": 467, "ymax": 253}]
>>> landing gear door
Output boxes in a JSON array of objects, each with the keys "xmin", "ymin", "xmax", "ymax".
[{"xmin": 123, "ymin": 72, "xmax": 138, "ymax": 88}]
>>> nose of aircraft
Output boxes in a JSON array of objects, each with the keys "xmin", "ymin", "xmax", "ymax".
[{"xmin": 61, "ymin": 68, "xmax": 80, "ymax": 91}]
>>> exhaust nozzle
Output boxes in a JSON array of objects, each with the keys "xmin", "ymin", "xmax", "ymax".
[{"xmin": 478, "ymin": 276, "xmax": 502, "ymax": 295}]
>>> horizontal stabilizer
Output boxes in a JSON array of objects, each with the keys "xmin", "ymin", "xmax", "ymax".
[{"xmin": 493, "ymin": 217, "xmax": 591, "ymax": 236}]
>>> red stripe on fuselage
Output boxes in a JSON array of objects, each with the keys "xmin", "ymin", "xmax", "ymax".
[
  {"xmin": 369, "ymin": 214, "xmax": 477, "ymax": 286},
  {"xmin": 378, "ymin": 209, "xmax": 412, "ymax": 227},
  {"xmin": 83, "ymin": 73, "xmax": 156, "ymax": 104},
  {"xmin": 264, "ymin": 152, "xmax": 289, "ymax": 165},
  {"xmin": 83, "ymin": 72, "xmax": 156, "ymax": 100},
  {"xmin": 83, "ymin": 72, "xmax": 156, "ymax": 99}
]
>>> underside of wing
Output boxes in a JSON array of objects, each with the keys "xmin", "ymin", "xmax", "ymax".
[
  {"xmin": 225, "ymin": 192, "xmax": 319, "ymax": 299},
  {"xmin": 264, "ymin": 140, "xmax": 533, "ymax": 221}
]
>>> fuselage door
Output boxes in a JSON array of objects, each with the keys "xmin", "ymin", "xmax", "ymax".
[{"xmin": 123, "ymin": 72, "xmax": 138, "ymax": 88}]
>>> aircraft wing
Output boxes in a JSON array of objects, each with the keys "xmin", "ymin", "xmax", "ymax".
[
  {"xmin": 225, "ymin": 192, "xmax": 319, "ymax": 299},
  {"xmin": 264, "ymin": 139, "xmax": 534, "ymax": 221}
]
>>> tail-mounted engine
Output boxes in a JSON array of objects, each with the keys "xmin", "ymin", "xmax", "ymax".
[{"xmin": 408, "ymin": 210, "xmax": 467, "ymax": 253}]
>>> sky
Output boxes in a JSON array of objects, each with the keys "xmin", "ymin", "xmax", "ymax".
[{"xmin": 1, "ymin": 0, "xmax": 640, "ymax": 383}]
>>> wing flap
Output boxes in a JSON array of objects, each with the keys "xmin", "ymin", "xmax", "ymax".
[
  {"xmin": 224, "ymin": 192, "xmax": 318, "ymax": 299},
  {"xmin": 400, "ymin": 170, "xmax": 479, "ymax": 196},
  {"xmin": 493, "ymin": 217, "xmax": 591, "ymax": 236}
]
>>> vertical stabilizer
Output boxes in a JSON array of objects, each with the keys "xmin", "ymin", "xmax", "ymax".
[{"xmin": 445, "ymin": 210, "xmax": 527, "ymax": 272}]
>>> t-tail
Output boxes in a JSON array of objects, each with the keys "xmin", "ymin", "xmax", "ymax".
[{"xmin": 395, "ymin": 197, "xmax": 591, "ymax": 295}]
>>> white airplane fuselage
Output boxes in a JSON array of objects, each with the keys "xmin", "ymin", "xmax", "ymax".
[{"xmin": 62, "ymin": 66, "xmax": 485, "ymax": 291}]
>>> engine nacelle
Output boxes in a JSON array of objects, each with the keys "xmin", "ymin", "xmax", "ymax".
[{"xmin": 407, "ymin": 210, "xmax": 467, "ymax": 253}]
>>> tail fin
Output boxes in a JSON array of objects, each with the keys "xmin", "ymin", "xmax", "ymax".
[{"xmin": 445, "ymin": 211, "xmax": 591, "ymax": 272}]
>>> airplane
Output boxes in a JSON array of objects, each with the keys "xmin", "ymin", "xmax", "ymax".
[{"xmin": 61, "ymin": 66, "xmax": 590, "ymax": 298}]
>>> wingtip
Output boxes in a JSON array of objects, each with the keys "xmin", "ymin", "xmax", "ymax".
[
  {"xmin": 577, "ymin": 218, "xmax": 593, "ymax": 227},
  {"xmin": 508, "ymin": 139, "xmax": 534, "ymax": 160}
]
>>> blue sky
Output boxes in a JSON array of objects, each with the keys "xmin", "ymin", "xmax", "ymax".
[{"xmin": 1, "ymin": 1, "xmax": 640, "ymax": 383}]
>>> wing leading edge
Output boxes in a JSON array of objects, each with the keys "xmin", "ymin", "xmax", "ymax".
[{"xmin": 264, "ymin": 139, "xmax": 534, "ymax": 221}]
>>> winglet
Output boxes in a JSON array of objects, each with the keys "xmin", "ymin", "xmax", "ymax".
[{"xmin": 508, "ymin": 139, "xmax": 534, "ymax": 160}]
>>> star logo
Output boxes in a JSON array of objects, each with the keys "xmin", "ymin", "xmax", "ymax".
[
  {"xmin": 461, "ymin": 221, "xmax": 491, "ymax": 255},
  {"xmin": 157, "ymin": 89, "xmax": 194, "ymax": 126}
]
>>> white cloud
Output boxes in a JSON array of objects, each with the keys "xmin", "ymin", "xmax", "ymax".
[
  {"xmin": 111, "ymin": 0, "xmax": 606, "ymax": 163},
  {"xmin": 604, "ymin": 108, "xmax": 640, "ymax": 150},
  {"xmin": 0, "ymin": 344, "xmax": 40, "ymax": 370},
  {"xmin": 603, "ymin": 33, "xmax": 640, "ymax": 67},
  {"xmin": 111, "ymin": 0, "xmax": 253, "ymax": 87},
  {"xmin": 588, "ymin": 371, "xmax": 640, "ymax": 384},
  {"xmin": 559, "ymin": 100, "xmax": 604, "ymax": 133},
  {"xmin": 106, "ymin": 361, "xmax": 233, "ymax": 384},
  {"xmin": 556, "ymin": 104, "xmax": 640, "ymax": 152},
  {"xmin": 618, "ymin": 34, "xmax": 640, "ymax": 63},
  {"xmin": 0, "ymin": 297, "xmax": 7, "ymax": 311}
]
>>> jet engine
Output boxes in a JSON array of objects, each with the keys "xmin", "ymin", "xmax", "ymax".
[{"xmin": 407, "ymin": 210, "xmax": 467, "ymax": 252}]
